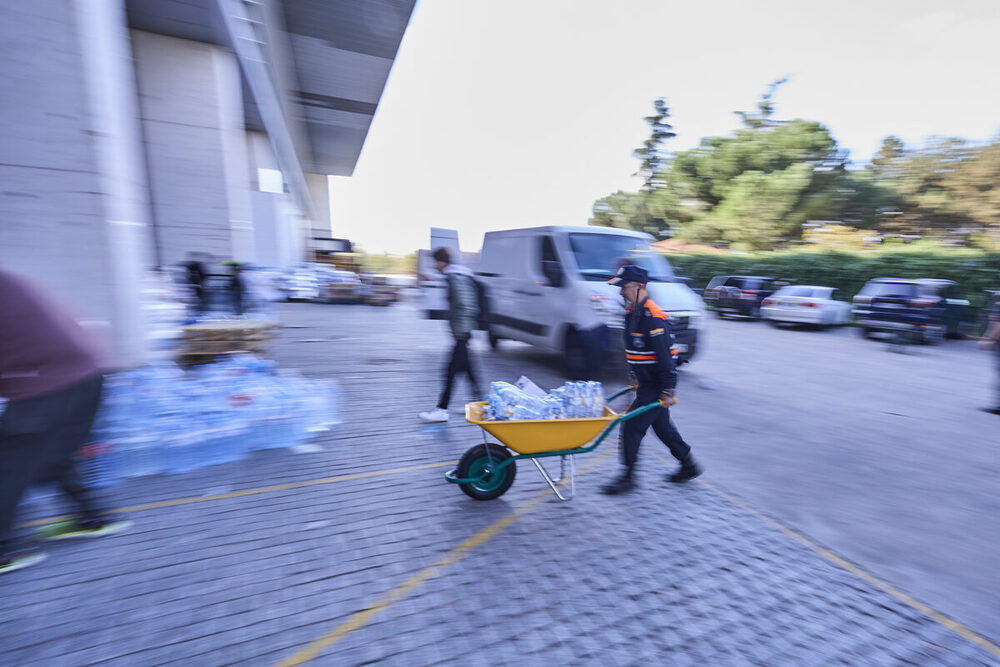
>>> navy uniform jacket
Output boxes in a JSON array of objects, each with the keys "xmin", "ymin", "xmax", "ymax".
[{"xmin": 623, "ymin": 298, "xmax": 677, "ymax": 393}]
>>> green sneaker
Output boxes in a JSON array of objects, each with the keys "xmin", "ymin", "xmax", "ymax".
[
  {"xmin": 0, "ymin": 549, "xmax": 47, "ymax": 575},
  {"xmin": 37, "ymin": 519, "xmax": 133, "ymax": 541}
]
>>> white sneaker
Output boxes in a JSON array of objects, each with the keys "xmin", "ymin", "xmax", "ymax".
[{"xmin": 419, "ymin": 408, "xmax": 449, "ymax": 423}]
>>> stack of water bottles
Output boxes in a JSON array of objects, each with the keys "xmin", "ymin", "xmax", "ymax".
[
  {"xmin": 142, "ymin": 269, "xmax": 188, "ymax": 365},
  {"xmin": 79, "ymin": 354, "xmax": 341, "ymax": 487},
  {"xmin": 483, "ymin": 380, "xmax": 605, "ymax": 421}
]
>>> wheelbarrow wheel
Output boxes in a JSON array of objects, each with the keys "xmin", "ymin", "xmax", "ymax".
[{"xmin": 456, "ymin": 444, "xmax": 516, "ymax": 500}]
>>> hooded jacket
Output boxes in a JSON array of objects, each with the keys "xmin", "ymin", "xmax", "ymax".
[{"xmin": 443, "ymin": 264, "xmax": 479, "ymax": 339}]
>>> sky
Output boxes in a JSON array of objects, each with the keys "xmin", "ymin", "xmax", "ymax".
[{"xmin": 329, "ymin": 0, "xmax": 1000, "ymax": 255}]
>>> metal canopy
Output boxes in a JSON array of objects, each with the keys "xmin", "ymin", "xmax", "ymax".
[{"xmin": 126, "ymin": 0, "xmax": 414, "ymax": 176}]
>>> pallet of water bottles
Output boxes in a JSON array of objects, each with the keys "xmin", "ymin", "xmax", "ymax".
[{"xmin": 77, "ymin": 354, "xmax": 342, "ymax": 488}]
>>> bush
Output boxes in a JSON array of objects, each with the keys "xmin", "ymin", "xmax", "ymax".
[{"xmin": 665, "ymin": 247, "xmax": 1000, "ymax": 306}]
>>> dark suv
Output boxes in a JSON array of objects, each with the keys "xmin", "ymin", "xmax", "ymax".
[
  {"xmin": 704, "ymin": 275, "xmax": 776, "ymax": 319},
  {"xmin": 852, "ymin": 278, "xmax": 969, "ymax": 343}
]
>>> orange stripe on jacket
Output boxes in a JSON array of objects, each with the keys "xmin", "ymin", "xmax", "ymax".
[
  {"xmin": 626, "ymin": 353, "xmax": 657, "ymax": 360},
  {"xmin": 645, "ymin": 299, "xmax": 668, "ymax": 320}
]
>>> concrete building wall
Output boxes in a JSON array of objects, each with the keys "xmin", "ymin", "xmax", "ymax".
[
  {"xmin": 132, "ymin": 30, "xmax": 253, "ymax": 267},
  {"xmin": 0, "ymin": 0, "xmax": 154, "ymax": 367},
  {"xmin": 247, "ymin": 130, "xmax": 309, "ymax": 268}
]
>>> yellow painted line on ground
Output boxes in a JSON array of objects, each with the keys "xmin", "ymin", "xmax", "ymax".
[
  {"xmin": 274, "ymin": 451, "xmax": 615, "ymax": 666},
  {"xmin": 19, "ymin": 461, "xmax": 458, "ymax": 529},
  {"xmin": 654, "ymin": 452, "xmax": 1000, "ymax": 659}
]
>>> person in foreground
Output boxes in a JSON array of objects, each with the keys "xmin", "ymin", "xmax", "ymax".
[
  {"xmin": 0, "ymin": 269, "xmax": 131, "ymax": 575},
  {"xmin": 601, "ymin": 265, "xmax": 703, "ymax": 495}
]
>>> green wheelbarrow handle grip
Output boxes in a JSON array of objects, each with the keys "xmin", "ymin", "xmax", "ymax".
[{"xmin": 605, "ymin": 386, "xmax": 635, "ymax": 401}]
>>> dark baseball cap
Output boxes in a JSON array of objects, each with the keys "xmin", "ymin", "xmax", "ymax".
[{"xmin": 608, "ymin": 264, "xmax": 648, "ymax": 286}]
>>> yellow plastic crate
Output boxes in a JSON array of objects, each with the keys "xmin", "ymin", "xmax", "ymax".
[{"xmin": 465, "ymin": 401, "xmax": 618, "ymax": 455}]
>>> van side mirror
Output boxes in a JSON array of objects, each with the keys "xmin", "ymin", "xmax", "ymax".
[{"xmin": 542, "ymin": 260, "xmax": 564, "ymax": 288}]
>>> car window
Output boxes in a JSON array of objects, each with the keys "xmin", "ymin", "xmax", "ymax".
[
  {"xmin": 777, "ymin": 286, "xmax": 813, "ymax": 297},
  {"xmin": 917, "ymin": 284, "xmax": 940, "ymax": 297},
  {"xmin": 539, "ymin": 235, "xmax": 564, "ymax": 287},
  {"xmin": 724, "ymin": 277, "xmax": 744, "ymax": 287},
  {"xmin": 860, "ymin": 281, "xmax": 918, "ymax": 297},
  {"xmin": 744, "ymin": 278, "xmax": 773, "ymax": 291},
  {"xmin": 707, "ymin": 276, "xmax": 726, "ymax": 289}
]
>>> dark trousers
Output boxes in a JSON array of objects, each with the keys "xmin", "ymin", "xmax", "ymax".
[
  {"xmin": 0, "ymin": 375, "xmax": 104, "ymax": 549},
  {"xmin": 191, "ymin": 285, "xmax": 209, "ymax": 314},
  {"xmin": 437, "ymin": 336, "xmax": 481, "ymax": 410},
  {"xmin": 620, "ymin": 387, "xmax": 692, "ymax": 469}
]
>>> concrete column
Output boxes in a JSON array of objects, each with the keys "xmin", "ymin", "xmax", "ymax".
[
  {"xmin": 0, "ymin": 0, "xmax": 154, "ymax": 368},
  {"xmin": 306, "ymin": 173, "xmax": 333, "ymax": 239},
  {"xmin": 131, "ymin": 31, "xmax": 254, "ymax": 266}
]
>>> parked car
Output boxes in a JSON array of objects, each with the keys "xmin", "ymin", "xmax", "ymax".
[
  {"xmin": 761, "ymin": 286, "xmax": 851, "ymax": 328},
  {"xmin": 705, "ymin": 275, "xmax": 776, "ymax": 319},
  {"xmin": 475, "ymin": 225, "xmax": 707, "ymax": 374},
  {"xmin": 851, "ymin": 278, "xmax": 970, "ymax": 343}
]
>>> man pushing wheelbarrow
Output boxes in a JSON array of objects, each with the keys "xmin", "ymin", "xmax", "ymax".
[
  {"xmin": 601, "ymin": 264, "xmax": 703, "ymax": 495},
  {"xmin": 446, "ymin": 264, "xmax": 703, "ymax": 502}
]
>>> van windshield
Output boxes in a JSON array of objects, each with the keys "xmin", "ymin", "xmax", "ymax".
[{"xmin": 569, "ymin": 233, "xmax": 676, "ymax": 282}]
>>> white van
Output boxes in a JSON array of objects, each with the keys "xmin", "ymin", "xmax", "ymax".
[{"xmin": 477, "ymin": 226, "xmax": 706, "ymax": 373}]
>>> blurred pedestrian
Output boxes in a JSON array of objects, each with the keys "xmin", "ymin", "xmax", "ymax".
[
  {"xmin": 184, "ymin": 253, "xmax": 208, "ymax": 314},
  {"xmin": 980, "ymin": 291, "xmax": 1000, "ymax": 415},
  {"xmin": 0, "ymin": 269, "xmax": 130, "ymax": 575},
  {"xmin": 419, "ymin": 247, "xmax": 482, "ymax": 423},
  {"xmin": 228, "ymin": 262, "xmax": 247, "ymax": 316},
  {"xmin": 601, "ymin": 265, "xmax": 702, "ymax": 494}
]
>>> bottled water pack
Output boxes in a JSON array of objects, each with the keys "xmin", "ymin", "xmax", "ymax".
[
  {"xmin": 485, "ymin": 380, "xmax": 604, "ymax": 422},
  {"xmin": 82, "ymin": 354, "xmax": 342, "ymax": 484}
]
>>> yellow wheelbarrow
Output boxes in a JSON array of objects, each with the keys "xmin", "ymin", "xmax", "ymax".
[{"xmin": 445, "ymin": 387, "xmax": 660, "ymax": 501}]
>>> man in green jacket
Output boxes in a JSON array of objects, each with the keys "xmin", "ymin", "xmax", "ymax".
[{"xmin": 420, "ymin": 247, "xmax": 482, "ymax": 423}]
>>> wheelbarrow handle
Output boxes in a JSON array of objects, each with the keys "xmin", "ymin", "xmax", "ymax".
[
  {"xmin": 605, "ymin": 386, "xmax": 635, "ymax": 401},
  {"xmin": 588, "ymin": 400, "xmax": 662, "ymax": 452},
  {"xmin": 616, "ymin": 401, "xmax": 662, "ymax": 423}
]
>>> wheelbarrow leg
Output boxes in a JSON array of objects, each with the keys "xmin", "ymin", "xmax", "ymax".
[{"xmin": 531, "ymin": 456, "xmax": 575, "ymax": 501}]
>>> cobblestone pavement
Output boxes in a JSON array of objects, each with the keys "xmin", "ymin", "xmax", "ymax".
[{"xmin": 2, "ymin": 300, "xmax": 997, "ymax": 666}]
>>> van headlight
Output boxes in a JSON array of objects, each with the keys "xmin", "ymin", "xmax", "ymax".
[{"xmin": 688, "ymin": 312, "xmax": 705, "ymax": 330}]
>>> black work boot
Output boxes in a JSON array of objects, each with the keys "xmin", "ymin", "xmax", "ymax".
[
  {"xmin": 601, "ymin": 468, "xmax": 635, "ymax": 495},
  {"xmin": 668, "ymin": 455, "xmax": 703, "ymax": 483}
]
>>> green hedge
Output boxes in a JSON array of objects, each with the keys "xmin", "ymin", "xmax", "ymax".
[{"xmin": 664, "ymin": 248, "xmax": 1000, "ymax": 306}]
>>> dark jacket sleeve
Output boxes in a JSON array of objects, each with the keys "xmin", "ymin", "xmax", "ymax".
[{"xmin": 647, "ymin": 315, "xmax": 677, "ymax": 391}]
